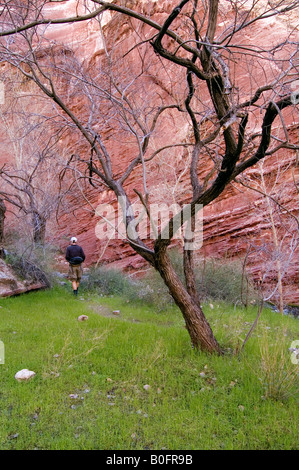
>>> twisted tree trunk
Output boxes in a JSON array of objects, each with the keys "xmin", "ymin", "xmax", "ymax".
[
  {"xmin": 32, "ymin": 211, "xmax": 46, "ymax": 245},
  {"xmin": 0, "ymin": 198, "xmax": 6, "ymax": 258},
  {"xmin": 155, "ymin": 247, "xmax": 222, "ymax": 354}
]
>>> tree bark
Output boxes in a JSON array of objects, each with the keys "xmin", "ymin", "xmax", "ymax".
[
  {"xmin": 155, "ymin": 247, "xmax": 222, "ymax": 354},
  {"xmin": 32, "ymin": 211, "xmax": 46, "ymax": 245},
  {"xmin": 0, "ymin": 198, "xmax": 6, "ymax": 258},
  {"xmin": 183, "ymin": 214, "xmax": 201, "ymax": 306},
  {"xmin": 0, "ymin": 198, "xmax": 5, "ymax": 242}
]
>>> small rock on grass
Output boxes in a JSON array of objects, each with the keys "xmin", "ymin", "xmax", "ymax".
[
  {"xmin": 15, "ymin": 369, "xmax": 36, "ymax": 382},
  {"xmin": 77, "ymin": 315, "xmax": 88, "ymax": 322}
]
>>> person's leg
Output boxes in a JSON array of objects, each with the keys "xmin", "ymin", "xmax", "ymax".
[
  {"xmin": 68, "ymin": 265, "xmax": 77, "ymax": 295},
  {"xmin": 76, "ymin": 265, "xmax": 83, "ymax": 294},
  {"xmin": 72, "ymin": 280, "xmax": 78, "ymax": 294},
  {"xmin": 72, "ymin": 266, "xmax": 82, "ymax": 296}
]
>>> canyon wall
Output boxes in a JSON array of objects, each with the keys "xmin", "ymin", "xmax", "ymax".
[{"xmin": 0, "ymin": 0, "xmax": 298, "ymax": 304}]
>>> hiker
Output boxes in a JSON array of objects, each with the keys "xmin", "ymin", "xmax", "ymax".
[{"xmin": 65, "ymin": 236, "xmax": 85, "ymax": 296}]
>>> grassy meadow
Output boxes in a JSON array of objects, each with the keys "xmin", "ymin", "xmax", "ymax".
[{"xmin": 0, "ymin": 285, "xmax": 298, "ymax": 450}]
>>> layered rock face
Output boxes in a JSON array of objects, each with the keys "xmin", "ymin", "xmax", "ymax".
[
  {"xmin": 47, "ymin": 1, "xmax": 298, "ymax": 305},
  {"xmin": 0, "ymin": 259, "xmax": 47, "ymax": 297},
  {"xmin": 0, "ymin": 1, "xmax": 298, "ymax": 304},
  {"xmin": 55, "ymin": 151, "xmax": 299, "ymax": 305}
]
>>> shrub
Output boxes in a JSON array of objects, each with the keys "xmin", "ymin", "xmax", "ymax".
[
  {"xmin": 80, "ymin": 266, "xmax": 133, "ymax": 296},
  {"xmin": 126, "ymin": 250, "xmax": 258, "ymax": 310},
  {"xmin": 78, "ymin": 249, "xmax": 258, "ymax": 310},
  {"xmin": 126, "ymin": 270, "xmax": 174, "ymax": 311},
  {"xmin": 257, "ymin": 332, "xmax": 299, "ymax": 401},
  {"xmin": 80, "ymin": 263, "xmax": 174, "ymax": 310},
  {"xmin": 5, "ymin": 250, "xmax": 51, "ymax": 287},
  {"xmin": 195, "ymin": 257, "xmax": 257, "ymax": 305}
]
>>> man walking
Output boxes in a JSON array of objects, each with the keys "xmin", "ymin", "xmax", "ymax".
[{"xmin": 65, "ymin": 236, "xmax": 85, "ymax": 296}]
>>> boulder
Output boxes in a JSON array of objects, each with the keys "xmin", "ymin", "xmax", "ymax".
[{"xmin": 0, "ymin": 259, "xmax": 47, "ymax": 298}]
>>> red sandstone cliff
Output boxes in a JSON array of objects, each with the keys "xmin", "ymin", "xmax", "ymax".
[{"xmin": 0, "ymin": 1, "xmax": 298, "ymax": 304}]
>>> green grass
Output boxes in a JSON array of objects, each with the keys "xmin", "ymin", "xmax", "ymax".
[{"xmin": 0, "ymin": 286, "xmax": 298, "ymax": 450}]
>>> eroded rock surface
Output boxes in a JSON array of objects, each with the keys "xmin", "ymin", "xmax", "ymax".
[{"xmin": 0, "ymin": 259, "xmax": 47, "ymax": 298}]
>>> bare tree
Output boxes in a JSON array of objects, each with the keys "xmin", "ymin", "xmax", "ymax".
[
  {"xmin": 0, "ymin": 197, "xmax": 6, "ymax": 257},
  {"xmin": 0, "ymin": 104, "xmax": 67, "ymax": 245},
  {"xmin": 237, "ymin": 158, "xmax": 299, "ymax": 313},
  {"xmin": 0, "ymin": 0, "xmax": 298, "ymax": 353}
]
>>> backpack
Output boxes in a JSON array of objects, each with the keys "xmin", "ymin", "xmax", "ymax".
[{"xmin": 69, "ymin": 256, "xmax": 83, "ymax": 266}]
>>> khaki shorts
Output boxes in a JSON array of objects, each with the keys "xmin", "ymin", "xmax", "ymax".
[{"xmin": 67, "ymin": 264, "xmax": 83, "ymax": 282}]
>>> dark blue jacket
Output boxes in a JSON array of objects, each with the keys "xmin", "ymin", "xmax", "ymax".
[{"xmin": 65, "ymin": 244, "xmax": 85, "ymax": 265}]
